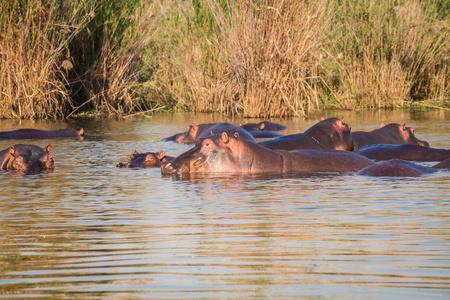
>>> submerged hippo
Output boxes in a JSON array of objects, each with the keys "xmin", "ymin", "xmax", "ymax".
[
  {"xmin": 164, "ymin": 123, "xmax": 217, "ymax": 144},
  {"xmin": 176, "ymin": 122, "xmax": 256, "ymax": 144},
  {"xmin": 352, "ymin": 123, "xmax": 429, "ymax": 150},
  {"xmin": 162, "ymin": 132, "xmax": 186, "ymax": 143},
  {"xmin": 356, "ymin": 144, "xmax": 450, "ymax": 162},
  {"xmin": 161, "ymin": 131, "xmax": 373, "ymax": 175},
  {"xmin": 0, "ymin": 144, "xmax": 54, "ymax": 172},
  {"xmin": 240, "ymin": 121, "xmax": 287, "ymax": 132},
  {"xmin": 257, "ymin": 117, "xmax": 354, "ymax": 151},
  {"xmin": 357, "ymin": 159, "xmax": 448, "ymax": 177},
  {"xmin": 0, "ymin": 128, "xmax": 84, "ymax": 140},
  {"xmin": 116, "ymin": 150, "xmax": 174, "ymax": 168}
]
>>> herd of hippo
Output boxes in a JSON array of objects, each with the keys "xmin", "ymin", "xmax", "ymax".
[{"xmin": 1, "ymin": 117, "xmax": 449, "ymax": 177}]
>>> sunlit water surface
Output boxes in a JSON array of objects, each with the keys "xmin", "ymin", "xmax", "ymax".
[{"xmin": 0, "ymin": 110, "xmax": 449, "ymax": 299}]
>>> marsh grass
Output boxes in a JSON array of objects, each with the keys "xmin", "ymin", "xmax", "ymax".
[
  {"xmin": 324, "ymin": 0, "xmax": 449, "ymax": 109},
  {"xmin": 0, "ymin": 0, "xmax": 165, "ymax": 119},
  {"xmin": 0, "ymin": 0, "xmax": 74, "ymax": 118},
  {"xmin": 1, "ymin": 0, "xmax": 448, "ymax": 119},
  {"xmin": 149, "ymin": 0, "xmax": 449, "ymax": 117}
]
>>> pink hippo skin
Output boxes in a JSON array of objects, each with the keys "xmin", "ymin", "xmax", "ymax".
[
  {"xmin": 257, "ymin": 117, "xmax": 354, "ymax": 151},
  {"xmin": 356, "ymin": 144, "xmax": 450, "ymax": 162},
  {"xmin": 357, "ymin": 159, "xmax": 448, "ymax": 177},
  {"xmin": 0, "ymin": 144, "xmax": 54, "ymax": 172},
  {"xmin": 239, "ymin": 121, "xmax": 287, "ymax": 132},
  {"xmin": 116, "ymin": 150, "xmax": 174, "ymax": 168},
  {"xmin": 351, "ymin": 123, "xmax": 429, "ymax": 150},
  {"xmin": 161, "ymin": 131, "xmax": 373, "ymax": 175},
  {"xmin": 0, "ymin": 128, "xmax": 84, "ymax": 140}
]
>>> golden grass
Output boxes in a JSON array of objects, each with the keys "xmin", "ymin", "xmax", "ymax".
[{"xmin": 1, "ymin": 0, "xmax": 448, "ymax": 119}]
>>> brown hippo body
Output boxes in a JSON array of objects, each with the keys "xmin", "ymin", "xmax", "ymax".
[
  {"xmin": 258, "ymin": 117, "xmax": 354, "ymax": 151},
  {"xmin": 161, "ymin": 132, "xmax": 373, "ymax": 175},
  {"xmin": 357, "ymin": 159, "xmax": 445, "ymax": 177},
  {"xmin": 0, "ymin": 128, "xmax": 84, "ymax": 140},
  {"xmin": 356, "ymin": 144, "xmax": 450, "ymax": 162},
  {"xmin": 0, "ymin": 144, "xmax": 54, "ymax": 172},
  {"xmin": 352, "ymin": 123, "xmax": 429, "ymax": 150},
  {"xmin": 240, "ymin": 121, "xmax": 287, "ymax": 132},
  {"xmin": 116, "ymin": 150, "xmax": 174, "ymax": 168}
]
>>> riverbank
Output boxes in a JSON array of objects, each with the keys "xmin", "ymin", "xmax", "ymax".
[{"xmin": 1, "ymin": 0, "xmax": 448, "ymax": 119}]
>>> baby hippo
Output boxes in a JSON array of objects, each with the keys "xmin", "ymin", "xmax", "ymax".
[
  {"xmin": 116, "ymin": 150, "xmax": 174, "ymax": 168},
  {"xmin": 0, "ymin": 144, "xmax": 54, "ymax": 172}
]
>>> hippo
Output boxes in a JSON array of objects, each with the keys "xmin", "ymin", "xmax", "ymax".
[
  {"xmin": 161, "ymin": 131, "xmax": 373, "ymax": 175},
  {"xmin": 356, "ymin": 144, "xmax": 450, "ymax": 162},
  {"xmin": 116, "ymin": 150, "xmax": 174, "ymax": 168},
  {"xmin": 176, "ymin": 122, "xmax": 256, "ymax": 144},
  {"xmin": 162, "ymin": 132, "xmax": 186, "ymax": 143},
  {"xmin": 352, "ymin": 123, "xmax": 429, "ymax": 150},
  {"xmin": 257, "ymin": 117, "xmax": 354, "ymax": 151},
  {"xmin": 0, "ymin": 128, "xmax": 84, "ymax": 140},
  {"xmin": 166, "ymin": 123, "xmax": 217, "ymax": 144},
  {"xmin": 357, "ymin": 159, "xmax": 448, "ymax": 177},
  {"xmin": 240, "ymin": 121, "xmax": 287, "ymax": 132},
  {"xmin": 0, "ymin": 144, "xmax": 54, "ymax": 172}
]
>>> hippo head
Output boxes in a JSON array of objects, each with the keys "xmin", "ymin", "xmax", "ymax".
[
  {"xmin": 161, "ymin": 132, "xmax": 246, "ymax": 175},
  {"xmin": 306, "ymin": 117, "xmax": 354, "ymax": 151},
  {"xmin": 117, "ymin": 150, "xmax": 167, "ymax": 168},
  {"xmin": 8, "ymin": 144, "xmax": 54, "ymax": 172},
  {"xmin": 381, "ymin": 123, "xmax": 429, "ymax": 147},
  {"xmin": 239, "ymin": 122, "xmax": 263, "ymax": 131}
]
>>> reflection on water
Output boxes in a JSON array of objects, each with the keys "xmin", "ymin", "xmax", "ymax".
[{"xmin": 0, "ymin": 110, "xmax": 449, "ymax": 298}]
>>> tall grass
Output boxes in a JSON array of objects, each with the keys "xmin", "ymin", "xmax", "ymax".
[
  {"xmin": 0, "ymin": 0, "xmax": 74, "ymax": 118},
  {"xmin": 149, "ymin": 0, "xmax": 449, "ymax": 117},
  {"xmin": 323, "ymin": 0, "xmax": 449, "ymax": 109},
  {"xmin": 1, "ymin": 0, "xmax": 448, "ymax": 119},
  {"xmin": 0, "ymin": 0, "xmax": 165, "ymax": 119}
]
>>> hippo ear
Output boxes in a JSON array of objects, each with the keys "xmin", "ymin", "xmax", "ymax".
[
  {"xmin": 45, "ymin": 144, "xmax": 52, "ymax": 153},
  {"xmin": 320, "ymin": 116, "xmax": 325, "ymax": 121},
  {"xmin": 78, "ymin": 128, "xmax": 84, "ymax": 136},
  {"xmin": 259, "ymin": 123, "xmax": 265, "ymax": 130},
  {"xmin": 340, "ymin": 117, "xmax": 345, "ymax": 125},
  {"xmin": 156, "ymin": 150, "xmax": 165, "ymax": 161},
  {"xmin": 402, "ymin": 123, "xmax": 407, "ymax": 131},
  {"xmin": 234, "ymin": 132, "xmax": 239, "ymax": 138},
  {"xmin": 9, "ymin": 146, "xmax": 16, "ymax": 157},
  {"xmin": 239, "ymin": 123, "xmax": 243, "ymax": 127},
  {"xmin": 222, "ymin": 132, "xmax": 229, "ymax": 143},
  {"xmin": 210, "ymin": 131, "xmax": 214, "ymax": 136},
  {"xmin": 380, "ymin": 122, "xmax": 386, "ymax": 127}
]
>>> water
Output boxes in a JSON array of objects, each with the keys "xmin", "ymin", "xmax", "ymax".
[{"xmin": 0, "ymin": 110, "xmax": 449, "ymax": 299}]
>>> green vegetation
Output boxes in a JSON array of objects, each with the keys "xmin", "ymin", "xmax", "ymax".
[{"xmin": 0, "ymin": 0, "xmax": 448, "ymax": 119}]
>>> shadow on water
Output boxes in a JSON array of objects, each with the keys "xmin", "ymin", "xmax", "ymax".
[{"xmin": 0, "ymin": 109, "xmax": 449, "ymax": 298}]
